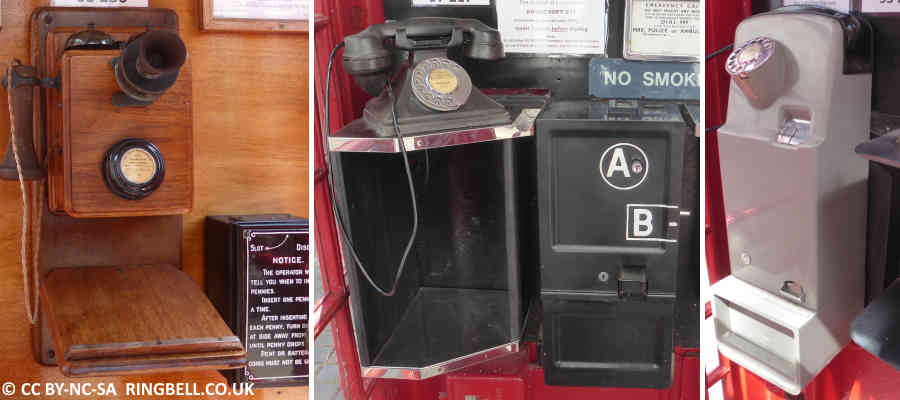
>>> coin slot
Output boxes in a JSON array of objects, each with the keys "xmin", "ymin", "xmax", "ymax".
[{"xmin": 776, "ymin": 106, "xmax": 812, "ymax": 146}]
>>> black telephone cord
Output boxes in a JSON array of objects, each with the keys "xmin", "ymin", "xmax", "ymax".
[
  {"xmin": 322, "ymin": 42, "xmax": 419, "ymax": 297},
  {"xmin": 706, "ymin": 43, "xmax": 734, "ymax": 61}
]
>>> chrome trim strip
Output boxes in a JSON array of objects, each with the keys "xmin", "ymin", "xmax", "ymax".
[
  {"xmin": 327, "ymin": 108, "xmax": 541, "ymax": 153},
  {"xmin": 360, "ymin": 340, "xmax": 520, "ymax": 380}
]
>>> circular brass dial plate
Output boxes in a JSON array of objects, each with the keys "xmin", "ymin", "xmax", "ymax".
[{"xmin": 410, "ymin": 57, "xmax": 472, "ymax": 112}]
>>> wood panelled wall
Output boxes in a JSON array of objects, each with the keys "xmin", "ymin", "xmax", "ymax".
[{"xmin": 0, "ymin": 1, "xmax": 309, "ymax": 398}]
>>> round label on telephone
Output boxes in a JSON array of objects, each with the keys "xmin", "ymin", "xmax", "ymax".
[
  {"xmin": 103, "ymin": 139, "xmax": 165, "ymax": 200},
  {"xmin": 428, "ymin": 69, "xmax": 458, "ymax": 94},
  {"xmin": 120, "ymin": 148, "xmax": 157, "ymax": 185}
]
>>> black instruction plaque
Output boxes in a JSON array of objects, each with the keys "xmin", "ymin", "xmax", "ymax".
[
  {"xmin": 205, "ymin": 215, "xmax": 310, "ymax": 387},
  {"xmin": 244, "ymin": 229, "xmax": 309, "ymax": 382}
]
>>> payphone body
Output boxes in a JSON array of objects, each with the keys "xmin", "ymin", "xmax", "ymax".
[
  {"xmin": 712, "ymin": 8, "xmax": 871, "ymax": 395},
  {"xmin": 536, "ymin": 98, "xmax": 696, "ymax": 388}
]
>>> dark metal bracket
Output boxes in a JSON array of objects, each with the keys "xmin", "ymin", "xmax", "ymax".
[
  {"xmin": 111, "ymin": 92, "xmax": 153, "ymax": 107},
  {"xmin": 108, "ymin": 57, "xmax": 153, "ymax": 107},
  {"xmin": 1, "ymin": 61, "xmax": 40, "ymax": 89},
  {"xmin": 41, "ymin": 76, "xmax": 60, "ymax": 90}
]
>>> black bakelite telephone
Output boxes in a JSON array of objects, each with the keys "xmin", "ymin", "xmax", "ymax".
[
  {"xmin": 341, "ymin": 17, "xmax": 511, "ymax": 137},
  {"xmin": 321, "ymin": 18, "xmax": 513, "ymax": 297}
]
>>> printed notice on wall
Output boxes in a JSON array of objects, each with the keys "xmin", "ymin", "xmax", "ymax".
[
  {"xmin": 412, "ymin": 0, "xmax": 490, "ymax": 6},
  {"xmin": 782, "ymin": 0, "xmax": 850, "ymax": 13},
  {"xmin": 213, "ymin": 0, "xmax": 309, "ymax": 21},
  {"xmin": 625, "ymin": 0, "xmax": 700, "ymax": 60},
  {"xmin": 861, "ymin": 0, "xmax": 900, "ymax": 13},
  {"xmin": 496, "ymin": 0, "xmax": 607, "ymax": 55},
  {"xmin": 51, "ymin": 0, "xmax": 148, "ymax": 7}
]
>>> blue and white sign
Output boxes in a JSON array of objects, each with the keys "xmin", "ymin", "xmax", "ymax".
[{"xmin": 589, "ymin": 59, "xmax": 700, "ymax": 100}]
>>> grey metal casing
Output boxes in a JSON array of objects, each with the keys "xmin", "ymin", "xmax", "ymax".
[{"xmin": 713, "ymin": 11, "xmax": 870, "ymax": 395}]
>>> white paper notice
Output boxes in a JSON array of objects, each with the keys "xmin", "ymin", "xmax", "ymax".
[
  {"xmin": 51, "ymin": 0, "xmax": 148, "ymax": 7},
  {"xmin": 626, "ymin": 0, "xmax": 700, "ymax": 60},
  {"xmin": 782, "ymin": 0, "xmax": 850, "ymax": 13},
  {"xmin": 496, "ymin": 0, "xmax": 607, "ymax": 55},
  {"xmin": 213, "ymin": 0, "xmax": 309, "ymax": 21},
  {"xmin": 412, "ymin": 0, "xmax": 490, "ymax": 5},
  {"xmin": 861, "ymin": 0, "xmax": 900, "ymax": 13}
]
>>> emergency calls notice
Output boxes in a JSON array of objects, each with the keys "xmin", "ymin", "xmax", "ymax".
[
  {"xmin": 497, "ymin": 0, "xmax": 607, "ymax": 55},
  {"xmin": 627, "ymin": 0, "xmax": 700, "ymax": 59},
  {"xmin": 213, "ymin": 0, "xmax": 308, "ymax": 20}
]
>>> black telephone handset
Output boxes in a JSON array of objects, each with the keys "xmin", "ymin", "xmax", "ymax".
[
  {"xmin": 342, "ymin": 17, "xmax": 504, "ymax": 77},
  {"xmin": 340, "ymin": 17, "xmax": 511, "ymax": 137}
]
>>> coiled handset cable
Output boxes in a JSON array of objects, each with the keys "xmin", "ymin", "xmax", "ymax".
[{"xmin": 322, "ymin": 41, "xmax": 419, "ymax": 297}]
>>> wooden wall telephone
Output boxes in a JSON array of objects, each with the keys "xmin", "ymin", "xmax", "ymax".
[
  {"xmin": 341, "ymin": 17, "xmax": 511, "ymax": 137},
  {"xmin": 1, "ymin": 8, "xmax": 245, "ymax": 377}
]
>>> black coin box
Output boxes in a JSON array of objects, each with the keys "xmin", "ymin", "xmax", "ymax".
[{"xmin": 205, "ymin": 214, "xmax": 310, "ymax": 387}]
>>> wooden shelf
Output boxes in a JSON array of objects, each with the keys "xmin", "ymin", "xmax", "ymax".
[{"xmin": 41, "ymin": 264, "xmax": 247, "ymax": 377}]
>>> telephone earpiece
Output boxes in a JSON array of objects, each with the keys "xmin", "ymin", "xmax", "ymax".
[
  {"xmin": 342, "ymin": 17, "xmax": 504, "ymax": 96},
  {"xmin": 463, "ymin": 28, "xmax": 503, "ymax": 60}
]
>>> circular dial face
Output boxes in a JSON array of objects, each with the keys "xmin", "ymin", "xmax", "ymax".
[
  {"xmin": 725, "ymin": 37, "xmax": 775, "ymax": 77},
  {"xmin": 410, "ymin": 57, "xmax": 472, "ymax": 112},
  {"xmin": 737, "ymin": 42, "xmax": 762, "ymax": 64},
  {"xmin": 119, "ymin": 147, "xmax": 158, "ymax": 185}
]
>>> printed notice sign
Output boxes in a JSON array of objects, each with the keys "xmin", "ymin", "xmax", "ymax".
[
  {"xmin": 413, "ymin": 0, "xmax": 490, "ymax": 5},
  {"xmin": 625, "ymin": 0, "xmax": 700, "ymax": 61},
  {"xmin": 244, "ymin": 231, "xmax": 309, "ymax": 383},
  {"xmin": 782, "ymin": 0, "xmax": 850, "ymax": 13},
  {"xmin": 213, "ymin": 0, "xmax": 308, "ymax": 21},
  {"xmin": 51, "ymin": 0, "xmax": 148, "ymax": 7},
  {"xmin": 496, "ymin": 0, "xmax": 607, "ymax": 55},
  {"xmin": 589, "ymin": 59, "xmax": 700, "ymax": 100},
  {"xmin": 862, "ymin": 0, "xmax": 900, "ymax": 13}
]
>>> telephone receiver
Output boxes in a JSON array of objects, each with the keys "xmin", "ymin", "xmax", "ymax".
[
  {"xmin": 339, "ymin": 17, "xmax": 511, "ymax": 138},
  {"xmin": 342, "ymin": 17, "xmax": 504, "ymax": 97},
  {"xmin": 0, "ymin": 61, "xmax": 43, "ymax": 180}
]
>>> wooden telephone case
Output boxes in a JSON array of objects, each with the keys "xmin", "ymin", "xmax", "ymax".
[
  {"xmin": 18, "ymin": 8, "xmax": 246, "ymax": 377},
  {"xmin": 47, "ymin": 49, "xmax": 193, "ymax": 217}
]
